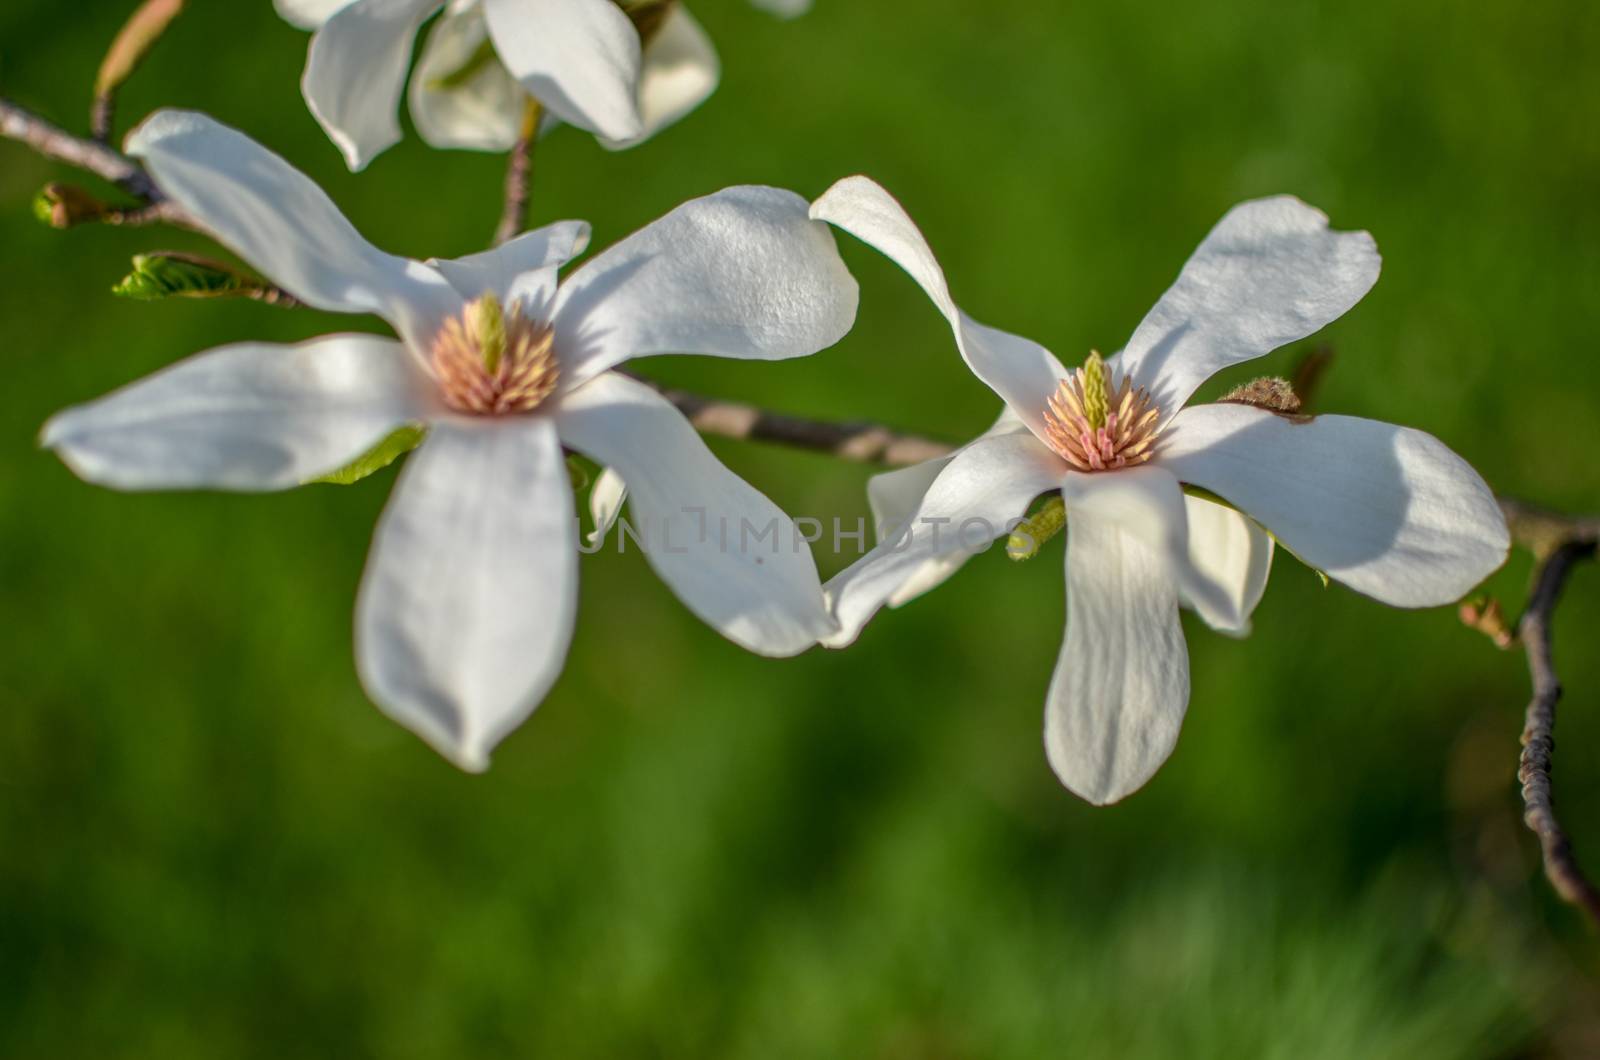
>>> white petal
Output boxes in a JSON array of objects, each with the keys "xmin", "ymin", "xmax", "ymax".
[
  {"xmin": 1116, "ymin": 196, "xmax": 1381, "ymax": 421},
  {"xmin": 825, "ymin": 431, "xmax": 1064, "ymax": 647},
  {"xmin": 429, "ymin": 219, "xmax": 592, "ymax": 312},
  {"xmin": 810, "ymin": 176, "xmax": 1070, "ymax": 440},
  {"xmin": 750, "ymin": 0, "xmax": 811, "ymax": 17},
  {"xmin": 1045, "ymin": 509, "xmax": 1190, "ymax": 805},
  {"xmin": 1183, "ymin": 495, "xmax": 1273, "ymax": 634},
  {"xmin": 554, "ymin": 372, "xmax": 833, "ymax": 656},
  {"xmin": 865, "ymin": 406, "xmax": 1028, "ymax": 608},
  {"xmin": 409, "ymin": 7, "xmax": 527, "ymax": 154},
  {"xmin": 549, "ymin": 186, "xmax": 858, "ymax": 388},
  {"xmin": 356, "ymin": 417, "xmax": 577, "ymax": 771},
  {"xmin": 586, "ymin": 466, "xmax": 628, "ymax": 547},
  {"xmin": 600, "ymin": 5, "xmax": 719, "ymax": 150},
  {"xmin": 1059, "ymin": 466, "xmax": 1242, "ymax": 635},
  {"xmin": 302, "ymin": 0, "xmax": 443, "ymax": 171},
  {"xmin": 276, "ymin": 0, "xmax": 352, "ymax": 30},
  {"xmin": 483, "ymin": 0, "xmax": 644, "ymax": 143},
  {"xmin": 1157, "ymin": 403, "xmax": 1509, "ymax": 607},
  {"xmin": 125, "ymin": 110, "xmax": 458, "ymax": 346},
  {"xmin": 42, "ymin": 336, "xmax": 430, "ymax": 491}
]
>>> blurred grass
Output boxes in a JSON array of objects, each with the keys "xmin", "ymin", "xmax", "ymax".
[{"xmin": 3, "ymin": 0, "xmax": 1600, "ymax": 1056}]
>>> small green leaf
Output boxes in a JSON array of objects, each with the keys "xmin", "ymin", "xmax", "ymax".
[
  {"xmin": 310, "ymin": 426, "xmax": 428, "ymax": 486},
  {"xmin": 113, "ymin": 253, "xmax": 250, "ymax": 301}
]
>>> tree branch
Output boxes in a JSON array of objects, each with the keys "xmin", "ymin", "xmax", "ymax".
[
  {"xmin": 1, "ymin": 96, "xmax": 161, "ymax": 199},
  {"xmin": 92, "ymin": 0, "xmax": 187, "ymax": 144},
  {"xmin": 1501, "ymin": 496, "xmax": 1600, "ymax": 560},
  {"xmin": 493, "ymin": 98, "xmax": 542, "ymax": 247},
  {"xmin": 630, "ymin": 376, "xmax": 955, "ymax": 466},
  {"xmin": 1516, "ymin": 538, "xmax": 1600, "ymax": 926}
]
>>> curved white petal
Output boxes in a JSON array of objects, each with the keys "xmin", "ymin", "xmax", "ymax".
[
  {"xmin": 1045, "ymin": 509, "xmax": 1190, "ymax": 805},
  {"xmin": 825, "ymin": 431, "xmax": 1064, "ymax": 647},
  {"xmin": 1116, "ymin": 196, "xmax": 1381, "ymax": 421},
  {"xmin": 276, "ymin": 0, "xmax": 352, "ymax": 30},
  {"xmin": 42, "ymin": 336, "xmax": 430, "ymax": 491},
  {"xmin": 1157, "ymin": 403, "xmax": 1509, "ymax": 607},
  {"xmin": 586, "ymin": 466, "xmax": 628, "ymax": 547},
  {"xmin": 810, "ymin": 176, "xmax": 1070, "ymax": 440},
  {"xmin": 601, "ymin": 4, "xmax": 719, "ymax": 150},
  {"xmin": 429, "ymin": 220, "xmax": 592, "ymax": 312},
  {"xmin": 750, "ymin": 0, "xmax": 811, "ymax": 17},
  {"xmin": 303, "ymin": 0, "xmax": 443, "ymax": 171},
  {"xmin": 356, "ymin": 417, "xmax": 577, "ymax": 771},
  {"xmin": 549, "ymin": 186, "xmax": 858, "ymax": 388},
  {"xmin": 1059, "ymin": 466, "xmax": 1242, "ymax": 635},
  {"xmin": 409, "ymin": 6, "xmax": 527, "ymax": 154},
  {"xmin": 866, "ymin": 406, "xmax": 1029, "ymax": 608},
  {"xmin": 555, "ymin": 372, "xmax": 832, "ymax": 656},
  {"xmin": 483, "ymin": 0, "xmax": 644, "ymax": 143},
  {"xmin": 1183, "ymin": 495, "xmax": 1273, "ymax": 634},
  {"xmin": 125, "ymin": 110, "xmax": 458, "ymax": 346}
]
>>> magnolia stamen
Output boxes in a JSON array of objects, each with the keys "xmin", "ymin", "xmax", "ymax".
[
  {"xmin": 431, "ymin": 293, "xmax": 559, "ymax": 416},
  {"xmin": 1041, "ymin": 350, "xmax": 1162, "ymax": 472}
]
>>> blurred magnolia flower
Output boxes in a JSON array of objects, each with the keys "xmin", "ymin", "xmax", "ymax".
[
  {"xmin": 811, "ymin": 176, "xmax": 1509, "ymax": 806},
  {"xmin": 276, "ymin": 0, "xmax": 805, "ymax": 170},
  {"xmin": 748, "ymin": 0, "xmax": 810, "ymax": 16},
  {"xmin": 44, "ymin": 110, "xmax": 858, "ymax": 770}
]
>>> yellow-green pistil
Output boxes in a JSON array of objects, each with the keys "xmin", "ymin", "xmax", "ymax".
[
  {"xmin": 1041, "ymin": 351, "xmax": 1161, "ymax": 472},
  {"xmin": 432, "ymin": 293, "xmax": 559, "ymax": 416}
]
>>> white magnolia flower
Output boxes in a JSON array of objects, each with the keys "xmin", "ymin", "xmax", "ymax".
[
  {"xmin": 43, "ymin": 110, "xmax": 859, "ymax": 770},
  {"xmin": 276, "ymin": 0, "xmax": 805, "ymax": 170},
  {"xmin": 810, "ymin": 176, "xmax": 1509, "ymax": 806}
]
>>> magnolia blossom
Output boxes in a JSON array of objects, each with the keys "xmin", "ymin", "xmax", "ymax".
[
  {"xmin": 43, "ymin": 110, "xmax": 858, "ymax": 769},
  {"xmin": 276, "ymin": 0, "xmax": 807, "ymax": 170},
  {"xmin": 811, "ymin": 176, "xmax": 1509, "ymax": 805}
]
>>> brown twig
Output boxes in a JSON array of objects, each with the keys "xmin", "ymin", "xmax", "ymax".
[
  {"xmin": 1290, "ymin": 342, "xmax": 1335, "ymax": 409},
  {"xmin": 92, "ymin": 0, "xmax": 187, "ymax": 143},
  {"xmin": 1516, "ymin": 538, "xmax": 1600, "ymax": 926},
  {"xmin": 1, "ymin": 96, "xmax": 161, "ymax": 199},
  {"xmin": 1502, "ymin": 497, "xmax": 1600, "ymax": 561},
  {"xmin": 0, "ymin": 95, "xmax": 207, "ymax": 236},
  {"xmin": 493, "ymin": 98, "xmax": 543, "ymax": 247},
  {"xmin": 632, "ymin": 376, "xmax": 956, "ymax": 466}
]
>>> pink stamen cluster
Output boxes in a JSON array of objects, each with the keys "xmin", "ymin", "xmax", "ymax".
[
  {"xmin": 431, "ymin": 306, "xmax": 559, "ymax": 416},
  {"xmin": 1041, "ymin": 367, "xmax": 1161, "ymax": 472}
]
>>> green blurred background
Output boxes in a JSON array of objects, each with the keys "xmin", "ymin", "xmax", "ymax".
[{"xmin": 4, "ymin": 0, "xmax": 1600, "ymax": 1055}]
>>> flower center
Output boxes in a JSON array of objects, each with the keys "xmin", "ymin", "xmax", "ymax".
[
  {"xmin": 431, "ymin": 293, "xmax": 559, "ymax": 416},
  {"xmin": 1041, "ymin": 351, "xmax": 1161, "ymax": 472}
]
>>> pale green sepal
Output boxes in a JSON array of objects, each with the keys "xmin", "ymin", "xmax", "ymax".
[
  {"xmin": 1181, "ymin": 484, "xmax": 1331, "ymax": 587},
  {"xmin": 1007, "ymin": 494, "xmax": 1066, "ymax": 561},
  {"xmin": 309, "ymin": 425, "xmax": 428, "ymax": 486},
  {"xmin": 113, "ymin": 253, "xmax": 250, "ymax": 301}
]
